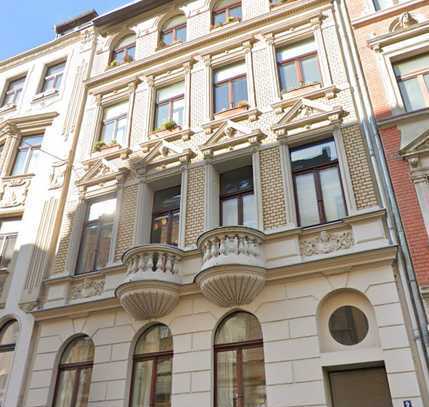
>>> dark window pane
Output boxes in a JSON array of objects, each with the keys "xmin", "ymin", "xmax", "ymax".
[
  {"xmin": 214, "ymin": 11, "xmax": 226, "ymax": 25},
  {"xmin": 216, "ymin": 350, "xmax": 237, "ymax": 407},
  {"xmin": 135, "ymin": 325, "xmax": 173, "ymax": 354},
  {"xmin": 398, "ymin": 78, "xmax": 426, "ymax": 111},
  {"xmin": 95, "ymin": 225, "xmax": 113, "ymax": 270},
  {"xmin": 75, "ymin": 368, "xmax": 92, "ymax": 407},
  {"xmin": 295, "ymin": 173, "xmax": 320, "ymax": 227},
  {"xmin": 231, "ymin": 77, "xmax": 248, "ymax": 106},
  {"xmin": 77, "ymin": 225, "xmax": 98, "ymax": 274},
  {"xmin": 279, "ymin": 62, "xmax": 299, "ymax": 92},
  {"xmin": 329, "ymin": 306, "xmax": 369, "ymax": 346},
  {"xmin": 131, "ymin": 360, "xmax": 153, "ymax": 407},
  {"xmin": 319, "ymin": 167, "xmax": 346, "ymax": 222},
  {"xmin": 11, "ymin": 150, "xmax": 28, "ymax": 176},
  {"xmin": 243, "ymin": 347, "xmax": 266, "ymax": 407},
  {"xmin": 61, "ymin": 337, "xmax": 94, "ymax": 364},
  {"xmin": 176, "ymin": 26, "xmax": 186, "ymax": 42},
  {"xmin": 215, "ymin": 83, "xmax": 229, "ymax": 112},
  {"xmin": 113, "ymin": 49, "xmax": 125, "ymax": 63},
  {"xmin": 230, "ymin": 6, "xmax": 242, "ymax": 19},
  {"xmin": 301, "ymin": 55, "xmax": 321, "ymax": 84},
  {"xmin": 154, "ymin": 358, "xmax": 172, "ymax": 406},
  {"xmin": 243, "ymin": 194, "xmax": 257, "ymax": 228},
  {"xmin": 42, "ymin": 77, "xmax": 55, "ymax": 92},
  {"xmin": 27, "ymin": 149, "xmax": 41, "ymax": 174},
  {"xmin": 0, "ymin": 235, "xmax": 16, "ymax": 268},
  {"xmin": 215, "ymin": 312, "xmax": 263, "ymax": 345},
  {"xmin": 170, "ymin": 212, "xmax": 180, "ymax": 246},
  {"xmin": 127, "ymin": 46, "xmax": 136, "ymax": 61},
  {"xmin": 54, "ymin": 370, "xmax": 76, "ymax": 407},
  {"xmin": 153, "ymin": 187, "xmax": 181, "ymax": 212},
  {"xmin": 162, "ymin": 31, "xmax": 174, "ymax": 46},
  {"xmin": 394, "ymin": 53, "xmax": 429, "ymax": 76},
  {"xmin": 291, "ymin": 139, "xmax": 337, "ymax": 172},
  {"xmin": 221, "ymin": 167, "xmax": 254, "ymax": 195},
  {"xmin": 222, "ymin": 198, "xmax": 238, "ymax": 226},
  {"xmin": 155, "ymin": 103, "xmax": 170, "ymax": 129},
  {"xmin": 151, "ymin": 214, "xmax": 170, "ymax": 244}
]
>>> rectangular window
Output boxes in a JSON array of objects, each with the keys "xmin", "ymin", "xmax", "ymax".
[
  {"xmin": 220, "ymin": 166, "xmax": 257, "ymax": 228},
  {"xmin": 41, "ymin": 61, "xmax": 66, "ymax": 93},
  {"xmin": 214, "ymin": 63, "xmax": 248, "ymax": 113},
  {"xmin": 277, "ymin": 39, "xmax": 321, "ymax": 93},
  {"xmin": 213, "ymin": 1, "xmax": 242, "ymax": 26},
  {"xmin": 11, "ymin": 135, "xmax": 43, "ymax": 176},
  {"xmin": 151, "ymin": 186, "xmax": 181, "ymax": 246},
  {"xmin": 154, "ymin": 82, "xmax": 185, "ymax": 130},
  {"xmin": 2, "ymin": 76, "xmax": 25, "ymax": 107},
  {"xmin": 0, "ymin": 218, "xmax": 20, "ymax": 269},
  {"xmin": 291, "ymin": 139, "xmax": 346, "ymax": 227},
  {"xmin": 99, "ymin": 101, "xmax": 129, "ymax": 146},
  {"xmin": 394, "ymin": 54, "xmax": 429, "ymax": 112},
  {"xmin": 373, "ymin": 0, "xmax": 408, "ymax": 11},
  {"xmin": 77, "ymin": 196, "xmax": 116, "ymax": 275}
]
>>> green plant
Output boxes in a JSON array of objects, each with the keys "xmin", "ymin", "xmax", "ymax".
[
  {"xmin": 109, "ymin": 59, "xmax": 118, "ymax": 67},
  {"xmin": 227, "ymin": 15, "xmax": 237, "ymax": 23},
  {"xmin": 94, "ymin": 141, "xmax": 107, "ymax": 152},
  {"xmin": 162, "ymin": 120, "xmax": 177, "ymax": 131},
  {"xmin": 237, "ymin": 100, "xmax": 249, "ymax": 108},
  {"xmin": 111, "ymin": 139, "xmax": 118, "ymax": 145}
]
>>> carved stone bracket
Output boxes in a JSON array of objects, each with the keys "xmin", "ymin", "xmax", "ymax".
[{"xmin": 49, "ymin": 160, "xmax": 67, "ymax": 190}]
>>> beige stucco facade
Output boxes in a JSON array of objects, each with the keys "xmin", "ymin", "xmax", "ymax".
[{"xmin": 0, "ymin": 1, "xmax": 428, "ymax": 407}]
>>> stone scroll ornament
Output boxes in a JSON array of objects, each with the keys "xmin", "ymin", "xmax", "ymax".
[{"xmin": 300, "ymin": 230, "xmax": 353, "ymax": 257}]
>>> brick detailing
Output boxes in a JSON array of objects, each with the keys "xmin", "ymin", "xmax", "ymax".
[
  {"xmin": 185, "ymin": 166, "xmax": 205, "ymax": 246},
  {"xmin": 342, "ymin": 125, "xmax": 378, "ymax": 209},
  {"xmin": 381, "ymin": 126, "xmax": 429, "ymax": 285},
  {"xmin": 51, "ymin": 199, "xmax": 78, "ymax": 275},
  {"xmin": 115, "ymin": 184, "xmax": 138, "ymax": 261},
  {"xmin": 260, "ymin": 147, "xmax": 287, "ymax": 230}
]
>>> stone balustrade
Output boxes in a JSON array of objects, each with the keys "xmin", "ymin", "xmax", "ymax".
[
  {"xmin": 116, "ymin": 245, "xmax": 183, "ymax": 320},
  {"xmin": 196, "ymin": 226, "xmax": 266, "ymax": 308}
]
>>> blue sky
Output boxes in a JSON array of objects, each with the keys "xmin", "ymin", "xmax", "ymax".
[{"xmin": 0, "ymin": 1, "xmax": 132, "ymax": 60}]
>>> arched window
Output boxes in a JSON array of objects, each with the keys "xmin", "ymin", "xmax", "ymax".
[
  {"xmin": 214, "ymin": 312, "xmax": 266, "ymax": 407},
  {"xmin": 131, "ymin": 324, "xmax": 173, "ymax": 407},
  {"xmin": 0, "ymin": 320, "xmax": 18, "ymax": 403},
  {"xmin": 53, "ymin": 336, "xmax": 94, "ymax": 407},
  {"xmin": 212, "ymin": 0, "xmax": 242, "ymax": 27},
  {"xmin": 111, "ymin": 34, "xmax": 136, "ymax": 65},
  {"xmin": 161, "ymin": 15, "xmax": 187, "ymax": 47}
]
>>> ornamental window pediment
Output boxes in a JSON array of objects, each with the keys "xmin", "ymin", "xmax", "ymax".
[
  {"xmin": 200, "ymin": 120, "xmax": 266, "ymax": 159},
  {"xmin": 130, "ymin": 140, "xmax": 196, "ymax": 173},
  {"xmin": 272, "ymin": 98, "xmax": 345, "ymax": 139}
]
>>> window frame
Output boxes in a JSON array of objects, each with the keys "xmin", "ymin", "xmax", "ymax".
[
  {"xmin": 212, "ymin": 1, "xmax": 242, "ymax": 25},
  {"xmin": 0, "ymin": 320, "xmax": 17, "ymax": 353},
  {"xmin": 1, "ymin": 76, "xmax": 26, "ymax": 107},
  {"xmin": 394, "ymin": 56, "xmax": 429, "ymax": 111},
  {"xmin": 11, "ymin": 135, "xmax": 43, "ymax": 176},
  {"xmin": 161, "ymin": 19, "xmax": 187, "ymax": 46},
  {"xmin": 154, "ymin": 90, "xmax": 185, "ymax": 130},
  {"xmin": 112, "ymin": 41, "xmax": 136, "ymax": 64},
  {"xmin": 76, "ymin": 194, "xmax": 116, "ymax": 275},
  {"xmin": 277, "ymin": 48, "xmax": 321, "ymax": 93},
  {"xmin": 372, "ymin": 0, "xmax": 408, "ymax": 11},
  {"xmin": 52, "ymin": 337, "xmax": 94, "ymax": 407},
  {"xmin": 291, "ymin": 139, "xmax": 347, "ymax": 227},
  {"xmin": 213, "ymin": 70, "xmax": 247, "ymax": 113},
  {"xmin": 0, "ymin": 218, "xmax": 20, "ymax": 269},
  {"xmin": 40, "ymin": 60, "xmax": 66, "ymax": 93},
  {"xmin": 98, "ymin": 102, "xmax": 129, "ymax": 146},
  {"xmin": 219, "ymin": 166, "xmax": 255, "ymax": 226},
  {"xmin": 151, "ymin": 187, "xmax": 181, "ymax": 246}
]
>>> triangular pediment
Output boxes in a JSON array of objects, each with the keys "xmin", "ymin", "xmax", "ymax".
[
  {"xmin": 77, "ymin": 159, "xmax": 121, "ymax": 186},
  {"xmin": 200, "ymin": 120, "xmax": 266, "ymax": 158},
  {"xmin": 400, "ymin": 129, "xmax": 429, "ymax": 157},
  {"xmin": 130, "ymin": 140, "xmax": 196, "ymax": 173}
]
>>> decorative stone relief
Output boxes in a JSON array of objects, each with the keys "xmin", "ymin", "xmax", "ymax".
[
  {"xmin": 70, "ymin": 277, "xmax": 105, "ymax": 300},
  {"xmin": 390, "ymin": 12, "xmax": 419, "ymax": 32},
  {"xmin": 0, "ymin": 177, "xmax": 31, "ymax": 208},
  {"xmin": 49, "ymin": 161, "xmax": 67, "ymax": 189},
  {"xmin": 300, "ymin": 230, "xmax": 354, "ymax": 257}
]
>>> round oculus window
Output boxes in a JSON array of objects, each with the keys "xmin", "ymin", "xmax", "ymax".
[{"xmin": 329, "ymin": 305, "xmax": 369, "ymax": 346}]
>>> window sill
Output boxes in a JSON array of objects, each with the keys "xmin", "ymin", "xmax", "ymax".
[
  {"xmin": 106, "ymin": 60, "xmax": 133, "ymax": 71},
  {"xmin": 157, "ymin": 40, "xmax": 184, "ymax": 51},
  {"xmin": 203, "ymin": 106, "xmax": 260, "ymax": 134},
  {"xmin": 2, "ymin": 173, "xmax": 34, "ymax": 181},
  {"xmin": 0, "ymin": 103, "xmax": 16, "ymax": 114},
  {"xmin": 352, "ymin": 0, "xmax": 424, "ymax": 28},
  {"xmin": 87, "ymin": 145, "xmax": 131, "ymax": 163},
  {"xmin": 147, "ymin": 126, "xmax": 193, "ymax": 142},
  {"xmin": 272, "ymin": 84, "xmax": 337, "ymax": 114},
  {"xmin": 211, "ymin": 19, "xmax": 241, "ymax": 31},
  {"xmin": 32, "ymin": 88, "xmax": 59, "ymax": 103}
]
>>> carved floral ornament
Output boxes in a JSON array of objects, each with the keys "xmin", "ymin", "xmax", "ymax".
[
  {"xmin": 70, "ymin": 277, "xmax": 105, "ymax": 300},
  {"xmin": 272, "ymin": 98, "xmax": 346, "ymax": 139},
  {"xmin": 300, "ymin": 230, "xmax": 354, "ymax": 257},
  {"xmin": 389, "ymin": 12, "xmax": 419, "ymax": 33},
  {"xmin": 0, "ymin": 176, "xmax": 32, "ymax": 209}
]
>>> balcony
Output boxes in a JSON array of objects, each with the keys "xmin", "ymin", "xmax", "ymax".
[
  {"xmin": 115, "ymin": 244, "xmax": 183, "ymax": 320},
  {"xmin": 196, "ymin": 226, "xmax": 266, "ymax": 307}
]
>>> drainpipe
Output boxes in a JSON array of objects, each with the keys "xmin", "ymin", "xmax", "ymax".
[{"xmin": 333, "ymin": 0, "xmax": 429, "ymax": 390}]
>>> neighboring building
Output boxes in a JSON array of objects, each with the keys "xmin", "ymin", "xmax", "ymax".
[
  {"xmin": 342, "ymin": 0, "xmax": 429, "ymax": 377},
  {"xmin": 1, "ymin": 1, "xmax": 429, "ymax": 407},
  {"xmin": 0, "ymin": 11, "xmax": 97, "ymax": 407}
]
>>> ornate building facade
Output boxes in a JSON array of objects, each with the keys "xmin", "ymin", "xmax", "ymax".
[{"xmin": 1, "ymin": 1, "xmax": 429, "ymax": 407}]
